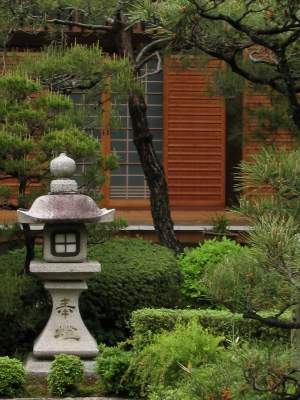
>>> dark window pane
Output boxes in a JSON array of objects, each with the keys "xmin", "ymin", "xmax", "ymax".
[
  {"xmin": 111, "ymin": 130, "xmax": 127, "ymax": 140},
  {"xmin": 153, "ymin": 141, "xmax": 163, "ymax": 152},
  {"xmin": 128, "ymin": 175, "xmax": 145, "ymax": 186},
  {"xmin": 147, "ymin": 81, "xmax": 163, "ymax": 92},
  {"xmin": 152, "ymin": 129, "xmax": 163, "ymax": 139},
  {"xmin": 147, "ymin": 94, "xmax": 163, "ymax": 105},
  {"xmin": 128, "ymin": 165, "xmax": 143, "ymax": 175},
  {"xmin": 149, "ymin": 117, "xmax": 163, "ymax": 129},
  {"xmin": 128, "ymin": 152, "xmax": 140, "ymax": 163},
  {"xmin": 112, "ymin": 165, "xmax": 127, "ymax": 175},
  {"xmin": 128, "ymin": 141, "xmax": 137, "ymax": 152},
  {"xmin": 110, "ymin": 175, "xmax": 127, "ymax": 186},
  {"xmin": 111, "ymin": 140, "xmax": 127, "ymax": 152},
  {"xmin": 147, "ymin": 106, "xmax": 163, "ymax": 117}
]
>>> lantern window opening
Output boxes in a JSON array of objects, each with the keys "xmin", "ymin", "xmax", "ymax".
[{"xmin": 51, "ymin": 231, "xmax": 80, "ymax": 257}]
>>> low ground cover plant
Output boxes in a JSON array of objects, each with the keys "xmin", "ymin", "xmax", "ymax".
[
  {"xmin": 96, "ymin": 316, "xmax": 291, "ymax": 399},
  {"xmin": 178, "ymin": 237, "xmax": 242, "ymax": 304},
  {"xmin": 47, "ymin": 354, "xmax": 84, "ymax": 397},
  {"xmin": 0, "ymin": 356, "xmax": 26, "ymax": 398}
]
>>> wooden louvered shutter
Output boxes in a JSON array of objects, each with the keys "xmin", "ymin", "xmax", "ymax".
[
  {"xmin": 163, "ymin": 59, "xmax": 226, "ymax": 209},
  {"xmin": 243, "ymin": 93, "xmax": 294, "ymax": 161}
]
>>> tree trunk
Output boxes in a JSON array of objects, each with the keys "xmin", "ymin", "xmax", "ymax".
[
  {"xmin": 115, "ymin": 12, "xmax": 182, "ymax": 253},
  {"xmin": 21, "ymin": 223, "xmax": 35, "ymax": 275},
  {"xmin": 128, "ymin": 92, "xmax": 183, "ymax": 253}
]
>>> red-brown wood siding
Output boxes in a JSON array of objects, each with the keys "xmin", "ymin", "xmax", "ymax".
[
  {"xmin": 164, "ymin": 59, "xmax": 226, "ymax": 209},
  {"xmin": 243, "ymin": 93, "xmax": 294, "ymax": 161}
]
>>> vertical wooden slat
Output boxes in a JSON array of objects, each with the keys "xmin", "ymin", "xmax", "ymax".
[{"xmin": 164, "ymin": 58, "xmax": 226, "ymax": 209}]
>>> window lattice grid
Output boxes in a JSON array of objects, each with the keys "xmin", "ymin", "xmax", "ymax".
[
  {"xmin": 110, "ymin": 62, "xmax": 163, "ymax": 199},
  {"xmin": 54, "ymin": 232, "xmax": 78, "ymax": 254}
]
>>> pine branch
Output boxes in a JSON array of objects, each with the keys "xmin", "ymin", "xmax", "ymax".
[
  {"xmin": 136, "ymin": 37, "xmax": 171, "ymax": 65},
  {"xmin": 243, "ymin": 309, "xmax": 300, "ymax": 329},
  {"xmin": 28, "ymin": 15, "xmax": 112, "ymax": 31},
  {"xmin": 138, "ymin": 51, "xmax": 162, "ymax": 79},
  {"xmin": 190, "ymin": 0, "xmax": 300, "ymax": 36}
]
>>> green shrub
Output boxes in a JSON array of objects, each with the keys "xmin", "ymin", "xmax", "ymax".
[
  {"xmin": 0, "ymin": 248, "xmax": 50, "ymax": 356},
  {"xmin": 127, "ymin": 319, "xmax": 224, "ymax": 395},
  {"xmin": 179, "ymin": 237, "xmax": 242, "ymax": 304},
  {"xmin": 202, "ymin": 246, "xmax": 293, "ymax": 314},
  {"xmin": 0, "ymin": 239, "xmax": 180, "ymax": 354},
  {"xmin": 82, "ymin": 238, "xmax": 181, "ymax": 344},
  {"xmin": 0, "ymin": 357, "xmax": 26, "ymax": 397},
  {"xmin": 130, "ymin": 308, "xmax": 289, "ymax": 348},
  {"xmin": 96, "ymin": 343, "xmax": 137, "ymax": 397},
  {"xmin": 47, "ymin": 354, "xmax": 84, "ymax": 397}
]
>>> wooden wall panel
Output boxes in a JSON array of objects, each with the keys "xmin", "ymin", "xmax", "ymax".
[
  {"xmin": 243, "ymin": 93, "xmax": 294, "ymax": 161},
  {"xmin": 164, "ymin": 59, "xmax": 226, "ymax": 209}
]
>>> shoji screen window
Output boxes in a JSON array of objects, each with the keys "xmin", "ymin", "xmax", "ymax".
[{"xmin": 110, "ymin": 62, "xmax": 163, "ymax": 199}]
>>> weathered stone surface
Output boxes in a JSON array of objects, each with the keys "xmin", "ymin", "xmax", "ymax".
[
  {"xmin": 33, "ymin": 281, "xmax": 99, "ymax": 359},
  {"xmin": 19, "ymin": 153, "xmax": 114, "ymax": 375},
  {"xmin": 50, "ymin": 153, "xmax": 76, "ymax": 178},
  {"xmin": 50, "ymin": 178, "xmax": 78, "ymax": 193},
  {"xmin": 17, "ymin": 195, "xmax": 113, "ymax": 223},
  {"xmin": 43, "ymin": 223, "xmax": 88, "ymax": 263},
  {"xmin": 30, "ymin": 260, "xmax": 100, "ymax": 280}
]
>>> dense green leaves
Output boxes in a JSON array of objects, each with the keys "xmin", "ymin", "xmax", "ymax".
[
  {"xmin": 0, "ymin": 239, "xmax": 181, "ymax": 354},
  {"xmin": 130, "ymin": 308, "xmax": 289, "ymax": 348},
  {"xmin": 178, "ymin": 237, "xmax": 242, "ymax": 304},
  {"xmin": 82, "ymin": 238, "xmax": 181, "ymax": 344},
  {"xmin": 0, "ymin": 357, "xmax": 26, "ymax": 398},
  {"xmin": 0, "ymin": 72, "xmax": 113, "ymax": 207},
  {"xmin": 47, "ymin": 354, "xmax": 84, "ymax": 397}
]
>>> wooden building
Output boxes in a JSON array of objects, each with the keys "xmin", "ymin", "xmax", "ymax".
[{"xmin": 0, "ymin": 28, "xmax": 293, "ymax": 240}]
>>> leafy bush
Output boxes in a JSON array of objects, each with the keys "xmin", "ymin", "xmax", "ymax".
[
  {"xmin": 0, "ymin": 357, "xmax": 26, "ymax": 397},
  {"xmin": 203, "ymin": 245, "xmax": 293, "ymax": 314},
  {"xmin": 82, "ymin": 238, "xmax": 181, "ymax": 344},
  {"xmin": 178, "ymin": 237, "xmax": 242, "ymax": 304},
  {"xmin": 0, "ymin": 248, "xmax": 50, "ymax": 356},
  {"xmin": 96, "ymin": 343, "xmax": 137, "ymax": 397},
  {"xmin": 130, "ymin": 308, "xmax": 289, "ymax": 348},
  {"xmin": 47, "ymin": 354, "xmax": 84, "ymax": 397},
  {"xmin": 0, "ymin": 239, "xmax": 180, "ymax": 354},
  {"xmin": 127, "ymin": 319, "xmax": 224, "ymax": 395}
]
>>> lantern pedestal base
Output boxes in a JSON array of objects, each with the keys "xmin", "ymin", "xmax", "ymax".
[
  {"xmin": 25, "ymin": 354, "xmax": 97, "ymax": 377},
  {"xmin": 32, "ymin": 280, "xmax": 99, "ymax": 359}
]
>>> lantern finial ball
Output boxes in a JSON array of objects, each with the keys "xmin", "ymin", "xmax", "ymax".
[{"xmin": 50, "ymin": 153, "xmax": 76, "ymax": 178}]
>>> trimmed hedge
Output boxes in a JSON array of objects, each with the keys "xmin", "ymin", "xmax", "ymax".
[
  {"xmin": 0, "ymin": 239, "xmax": 181, "ymax": 353},
  {"xmin": 82, "ymin": 238, "xmax": 181, "ymax": 344},
  {"xmin": 0, "ymin": 248, "xmax": 50, "ymax": 356},
  {"xmin": 130, "ymin": 308, "xmax": 289, "ymax": 347}
]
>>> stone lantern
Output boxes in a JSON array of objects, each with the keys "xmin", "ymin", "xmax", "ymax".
[{"xmin": 17, "ymin": 153, "xmax": 115, "ymax": 375}]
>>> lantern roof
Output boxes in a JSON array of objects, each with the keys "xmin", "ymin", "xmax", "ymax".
[{"xmin": 17, "ymin": 153, "xmax": 115, "ymax": 224}]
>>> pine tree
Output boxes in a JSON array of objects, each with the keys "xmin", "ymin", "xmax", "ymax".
[
  {"xmin": 0, "ymin": 0, "xmax": 183, "ymax": 253},
  {"xmin": 0, "ymin": 72, "xmax": 111, "ymax": 209},
  {"xmin": 0, "ymin": 71, "xmax": 115, "ymax": 272}
]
